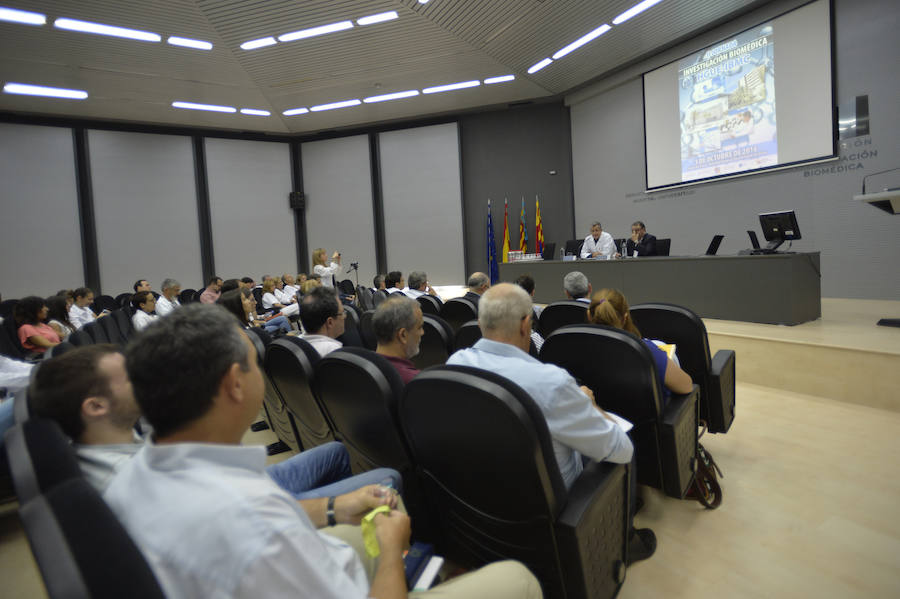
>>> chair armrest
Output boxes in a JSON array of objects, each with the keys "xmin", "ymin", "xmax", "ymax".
[
  {"xmin": 709, "ymin": 349, "xmax": 736, "ymax": 433},
  {"xmin": 659, "ymin": 385, "xmax": 699, "ymax": 498},
  {"xmin": 555, "ymin": 461, "xmax": 629, "ymax": 598}
]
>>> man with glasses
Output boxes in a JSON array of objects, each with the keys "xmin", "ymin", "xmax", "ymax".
[{"xmin": 299, "ymin": 287, "xmax": 345, "ymax": 357}]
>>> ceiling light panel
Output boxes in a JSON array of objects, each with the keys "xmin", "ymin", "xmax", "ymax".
[
  {"xmin": 484, "ymin": 75, "xmax": 515, "ymax": 84},
  {"xmin": 422, "ymin": 80, "xmax": 480, "ymax": 94},
  {"xmin": 278, "ymin": 20, "xmax": 353, "ymax": 43},
  {"xmin": 54, "ymin": 18, "xmax": 161, "ymax": 42},
  {"xmin": 310, "ymin": 99, "xmax": 361, "ymax": 112},
  {"xmin": 613, "ymin": 0, "xmax": 666, "ymax": 26},
  {"xmin": 527, "ymin": 58, "xmax": 552, "ymax": 74},
  {"xmin": 552, "ymin": 24, "xmax": 611, "ymax": 60},
  {"xmin": 172, "ymin": 101, "xmax": 236, "ymax": 113},
  {"xmin": 283, "ymin": 107, "xmax": 309, "ymax": 116},
  {"xmin": 240, "ymin": 37, "xmax": 277, "ymax": 50},
  {"xmin": 3, "ymin": 82, "xmax": 87, "ymax": 99},
  {"xmin": 167, "ymin": 36, "xmax": 212, "ymax": 50},
  {"xmin": 357, "ymin": 11, "xmax": 399, "ymax": 26},
  {"xmin": 0, "ymin": 7, "xmax": 46, "ymax": 25},
  {"xmin": 240, "ymin": 108, "xmax": 270, "ymax": 116},
  {"xmin": 363, "ymin": 90, "xmax": 419, "ymax": 103}
]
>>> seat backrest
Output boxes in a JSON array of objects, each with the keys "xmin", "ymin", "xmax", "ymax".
[
  {"xmin": 338, "ymin": 279, "xmax": 356, "ymax": 295},
  {"xmin": 263, "ymin": 336, "xmax": 333, "ymax": 450},
  {"xmin": 114, "ymin": 293, "xmax": 133, "ymax": 309},
  {"xmin": 112, "ymin": 309, "xmax": 134, "ymax": 342},
  {"xmin": 44, "ymin": 341, "xmax": 75, "ymax": 359},
  {"xmin": 336, "ymin": 304, "xmax": 364, "ymax": 348},
  {"xmin": 564, "ymin": 238, "xmax": 584, "ymax": 256},
  {"xmin": 5, "ymin": 419, "xmax": 83, "ymax": 504},
  {"xmin": 81, "ymin": 321, "xmax": 110, "ymax": 344},
  {"xmin": 92, "ymin": 295, "xmax": 119, "ymax": 314},
  {"xmin": 99, "ymin": 312, "xmax": 127, "ymax": 345},
  {"xmin": 416, "ymin": 294, "xmax": 441, "ymax": 316},
  {"xmin": 656, "ymin": 238, "xmax": 671, "ymax": 256},
  {"xmin": 312, "ymin": 348, "xmax": 411, "ymax": 477},
  {"xmin": 411, "ymin": 314, "xmax": 454, "ymax": 370},
  {"xmin": 439, "ymin": 297, "xmax": 477, "ymax": 332},
  {"xmin": 372, "ymin": 289, "xmax": 389, "ymax": 307},
  {"xmin": 20, "ymin": 477, "xmax": 166, "ymax": 599},
  {"xmin": 67, "ymin": 329, "xmax": 94, "ymax": 347},
  {"xmin": 0, "ymin": 298, "xmax": 18, "ymax": 319},
  {"xmin": 400, "ymin": 365, "xmax": 570, "ymax": 592},
  {"xmin": 178, "ymin": 289, "xmax": 196, "ymax": 305},
  {"xmin": 356, "ymin": 286, "xmax": 374, "ymax": 311},
  {"xmin": 0, "ymin": 315, "xmax": 26, "ymax": 359},
  {"xmin": 538, "ymin": 300, "xmax": 588, "ymax": 337},
  {"xmin": 247, "ymin": 328, "xmax": 299, "ymax": 451},
  {"xmin": 454, "ymin": 319, "xmax": 481, "ymax": 350},
  {"xmin": 358, "ymin": 310, "xmax": 377, "ymax": 350},
  {"xmin": 630, "ymin": 303, "xmax": 711, "ymax": 382}
]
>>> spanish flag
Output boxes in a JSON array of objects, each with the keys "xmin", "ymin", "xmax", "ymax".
[
  {"xmin": 501, "ymin": 198, "xmax": 510, "ymax": 263},
  {"xmin": 535, "ymin": 195, "xmax": 544, "ymax": 254}
]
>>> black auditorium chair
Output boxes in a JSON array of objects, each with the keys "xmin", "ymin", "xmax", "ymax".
[
  {"xmin": 338, "ymin": 279, "xmax": 356, "ymax": 296},
  {"xmin": 337, "ymin": 304, "xmax": 365, "ymax": 349},
  {"xmin": 439, "ymin": 297, "xmax": 477, "ymax": 332},
  {"xmin": 312, "ymin": 348, "xmax": 413, "ymax": 479},
  {"xmin": 0, "ymin": 314, "xmax": 27, "ymax": 360},
  {"xmin": 114, "ymin": 293, "xmax": 133, "ymax": 309},
  {"xmin": 264, "ymin": 336, "xmax": 333, "ymax": 451},
  {"xmin": 656, "ymin": 238, "xmax": 671, "ymax": 256},
  {"xmin": 538, "ymin": 300, "xmax": 589, "ymax": 337},
  {"xmin": 19, "ymin": 477, "xmax": 166, "ymax": 599},
  {"xmin": 454, "ymin": 319, "xmax": 482, "ymax": 350},
  {"xmin": 251, "ymin": 287, "xmax": 263, "ymax": 308},
  {"xmin": 401, "ymin": 366, "xmax": 630, "ymax": 599},
  {"xmin": 372, "ymin": 289, "xmax": 389, "ymax": 307},
  {"xmin": 411, "ymin": 314, "xmax": 454, "ymax": 370},
  {"xmin": 0, "ymin": 298, "xmax": 18, "ymax": 319},
  {"xmin": 14, "ymin": 387, "xmax": 31, "ymax": 423},
  {"xmin": 630, "ymin": 303, "xmax": 736, "ymax": 433},
  {"xmin": 112, "ymin": 309, "xmax": 134, "ymax": 341},
  {"xmin": 540, "ymin": 325, "xmax": 698, "ymax": 498},
  {"xmin": 67, "ymin": 329, "xmax": 94, "ymax": 347},
  {"xmin": 356, "ymin": 286, "xmax": 374, "ymax": 311},
  {"xmin": 179, "ymin": 289, "xmax": 196, "ymax": 305},
  {"xmin": 44, "ymin": 341, "xmax": 74, "ymax": 359},
  {"xmin": 100, "ymin": 310, "xmax": 129, "ymax": 345},
  {"xmin": 416, "ymin": 294, "xmax": 442, "ymax": 316},
  {"xmin": 82, "ymin": 321, "xmax": 110, "ymax": 344},
  {"xmin": 91, "ymin": 295, "xmax": 119, "ymax": 314},
  {"xmin": 5, "ymin": 419, "xmax": 83, "ymax": 504},
  {"xmin": 192, "ymin": 290, "xmax": 204, "ymax": 304},
  {"xmin": 246, "ymin": 328, "xmax": 297, "ymax": 454},
  {"xmin": 359, "ymin": 310, "xmax": 378, "ymax": 350},
  {"xmin": 563, "ymin": 238, "xmax": 584, "ymax": 257}
]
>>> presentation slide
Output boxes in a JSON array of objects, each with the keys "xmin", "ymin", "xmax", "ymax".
[{"xmin": 678, "ymin": 24, "xmax": 777, "ymax": 182}]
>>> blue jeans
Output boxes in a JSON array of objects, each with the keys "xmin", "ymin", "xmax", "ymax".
[
  {"xmin": 263, "ymin": 315, "xmax": 292, "ymax": 335},
  {"xmin": 265, "ymin": 441, "xmax": 402, "ymax": 500}
]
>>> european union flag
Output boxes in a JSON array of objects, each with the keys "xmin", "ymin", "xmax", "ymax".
[{"xmin": 486, "ymin": 199, "xmax": 500, "ymax": 284}]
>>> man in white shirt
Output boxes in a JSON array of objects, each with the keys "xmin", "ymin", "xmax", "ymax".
[
  {"xmin": 68, "ymin": 287, "xmax": 98, "ymax": 329},
  {"xmin": 282, "ymin": 274, "xmax": 299, "ymax": 299},
  {"xmin": 563, "ymin": 271, "xmax": 592, "ymax": 303},
  {"xmin": 580, "ymin": 222, "xmax": 618, "ymax": 259},
  {"xmin": 403, "ymin": 271, "xmax": 440, "ymax": 300},
  {"xmin": 299, "ymin": 287, "xmax": 345, "ymax": 357},
  {"xmin": 385, "ymin": 271, "xmax": 405, "ymax": 294},
  {"xmin": 130, "ymin": 291, "xmax": 158, "ymax": 332},
  {"xmin": 155, "ymin": 278, "xmax": 181, "ymax": 317},
  {"xmin": 103, "ymin": 304, "xmax": 540, "ymax": 599}
]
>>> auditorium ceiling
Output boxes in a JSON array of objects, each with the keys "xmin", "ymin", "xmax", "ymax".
[{"xmin": 0, "ymin": 0, "xmax": 770, "ymax": 134}]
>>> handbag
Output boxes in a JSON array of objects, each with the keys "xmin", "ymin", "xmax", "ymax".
[{"xmin": 687, "ymin": 420, "xmax": 724, "ymax": 509}]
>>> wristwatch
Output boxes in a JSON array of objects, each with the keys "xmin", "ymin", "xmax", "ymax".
[{"xmin": 326, "ymin": 496, "xmax": 337, "ymax": 527}]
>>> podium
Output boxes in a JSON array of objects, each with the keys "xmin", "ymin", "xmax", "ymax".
[{"xmin": 854, "ymin": 188, "xmax": 900, "ymax": 327}]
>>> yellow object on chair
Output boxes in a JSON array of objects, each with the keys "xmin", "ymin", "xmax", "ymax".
[{"xmin": 361, "ymin": 505, "xmax": 392, "ymax": 558}]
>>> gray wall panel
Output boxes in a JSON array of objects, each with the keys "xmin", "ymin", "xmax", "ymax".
[
  {"xmin": 380, "ymin": 123, "xmax": 464, "ymax": 286},
  {"xmin": 300, "ymin": 135, "xmax": 377, "ymax": 286},
  {"xmin": 0, "ymin": 123, "xmax": 83, "ymax": 298},
  {"xmin": 90, "ymin": 130, "xmax": 202, "ymax": 295},
  {"xmin": 206, "ymin": 138, "xmax": 295, "ymax": 281},
  {"xmin": 570, "ymin": 0, "xmax": 900, "ymax": 299}
]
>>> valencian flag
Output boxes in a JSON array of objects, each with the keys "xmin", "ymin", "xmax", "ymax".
[
  {"xmin": 535, "ymin": 195, "xmax": 544, "ymax": 255},
  {"xmin": 519, "ymin": 197, "xmax": 528, "ymax": 252},
  {"xmin": 501, "ymin": 198, "xmax": 511, "ymax": 263},
  {"xmin": 486, "ymin": 199, "xmax": 500, "ymax": 284}
]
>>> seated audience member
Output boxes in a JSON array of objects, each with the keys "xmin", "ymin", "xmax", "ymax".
[
  {"xmin": 587, "ymin": 288, "xmax": 692, "ymax": 401},
  {"xmin": 261, "ymin": 278, "xmax": 299, "ymax": 317},
  {"xmin": 219, "ymin": 288, "xmax": 292, "ymax": 336},
  {"xmin": 447, "ymin": 283, "xmax": 655, "ymax": 564},
  {"xmin": 372, "ymin": 274, "xmax": 386, "ymax": 293},
  {"xmin": 625, "ymin": 221, "xmax": 658, "ymax": 257},
  {"xmin": 155, "ymin": 279, "xmax": 181, "ymax": 316},
  {"xmin": 69, "ymin": 287, "xmax": 99, "ymax": 329},
  {"xmin": 300, "ymin": 278, "xmax": 321, "ymax": 296},
  {"xmin": 463, "ymin": 272, "xmax": 490, "ymax": 307},
  {"xmin": 199, "ymin": 276, "xmax": 223, "ymax": 304},
  {"xmin": 29, "ymin": 343, "xmax": 401, "ymax": 498},
  {"xmin": 16, "ymin": 296, "xmax": 61, "ymax": 355},
  {"xmin": 403, "ymin": 271, "xmax": 440, "ymax": 300},
  {"xmin": 580, "ymin": 222, "xmax": 618, "ymax": 259},
  {"xmin": 103, "ymin": 304, "xmax": 539, "ymax": 599},
  {"xmin": 282, "ymin": 274, "xmax": 299, "ymax": 298},
  {"xmin": 240, "ymin": 276, "xmax": 255, "ymax": 290},
  {"xmin": 373, "ymin": 296, "xmax": 424, "ymax": 384},
  {"xmin": 312, "ymin": 247, "xmax": 342, "ymax": 288},
  {"xmin": 46, "ymin": 294, "xmax": 77, "ymax": 341},
  {"xmin": 220, "ymin": 278, "xmax": 240, "ymax": 294},
  {"xmin": 513, "ymin": 274, "xmax": 545, "ymax": 352},
  {"xmin": 384, "ymin": 271, "xmax": 405, "ymax": 294},
  {"xmin": 275, "ymin": 277, "xmax": 299, "ymax": 307},
  {"xmin": 563, "ymin": 271, "xmax": 592, "ymax": 303},
  {"xmin": 299, "ymin": 287, "xmax": 344, "ymax": 357},
  {"xmin": 133, "ymin": 279, "xmax": 151, "ymax": 294},
  {"xmin": 131, "ymin": 291, "xmax": 158, "ymax": 332}
]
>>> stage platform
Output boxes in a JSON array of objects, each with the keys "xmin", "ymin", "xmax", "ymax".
[{"xmin": 705, "ymin": 298, "xmax": 900, "ymax": 412}]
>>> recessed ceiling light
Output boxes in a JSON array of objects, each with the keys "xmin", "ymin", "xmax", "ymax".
[
  {"xmin": 240, "ymin": 108, "xmax": 271, "ymax": 116},
  {"xmin": 0, "ymin": 7, "xmax": 46, "ymax": 26},
  {"xmin": 363, "ymin": 90, "xmax": 420, "ymax": 103},
  {"xmin": 240, "ymin": 37, "xmax": 277, "ymax": 50},
  {"xmin": 278, "ymin": 21, "xmax": 353, "ymax": 43},
  {"xmin": 527, "ymin": 58, "xmax": 553, "ymax": 74},
  {"xmin": 418, "ymin": 0, "xmax": 430, "ymax": 4},
  {"xmin": 484, "ymin": 75, "xmax": 515, "ymax": 84},
  {"xmin": 357, "ymin": 11, "xmax": 399, "ymax": 26},
  {"xmin": 167, "ymin": 36, "xmax": 213, "ymax": 50},
  {"xmin": 422, "ymin": 80, "xmax": 480, "ymax": 94},
  {"xmin": 552, "ymin": 24, "xmax": 610, "ymax": 60},
  {"xmin": 310, "ymin": 99, "xmax": 362, "ymax": 112},
  {"xmin": 54, "ymin": 18, "xmax": 161, "ymax": 42},
  {"xmin": 3, "ymin": 82, "xmax": 87, "ymax": 99},
  {"xmin": 613, "ymin": 0, "xmax": 665, "ymax": 25},
  {"xmin": 283, "ymin": 107, "xmax": 310, "ymax": 116},
  {"xmin": 172, "ymin": 101, "xmax": 236, "ymax": 113}
]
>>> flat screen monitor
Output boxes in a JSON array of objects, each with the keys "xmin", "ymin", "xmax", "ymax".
[{"xmin": 758, "ymin": 210, "xmax": 800, "ymax": 251}]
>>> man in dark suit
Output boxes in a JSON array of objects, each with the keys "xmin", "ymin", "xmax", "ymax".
[
  {"xmin": 625, "ymin": 221, "xmax": 657, "ymax": 257},
  {"xmin": 463, "ymin": 272, "xmax": 490, "ymax": 308}
]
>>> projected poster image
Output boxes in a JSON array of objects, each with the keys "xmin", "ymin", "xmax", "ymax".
[{"xmin": 678, "ymin": 24, "xmax": 777, "ymax": 182}]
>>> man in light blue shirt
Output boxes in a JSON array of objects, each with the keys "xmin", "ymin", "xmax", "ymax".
[{"xmin": 447, "ymin": 283, "xmax": 656, "ymax": 564}]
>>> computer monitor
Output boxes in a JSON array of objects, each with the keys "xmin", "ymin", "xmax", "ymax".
[{"xmin": 758, "ymin": 210, "xmax": 801, "ymax": 252}]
